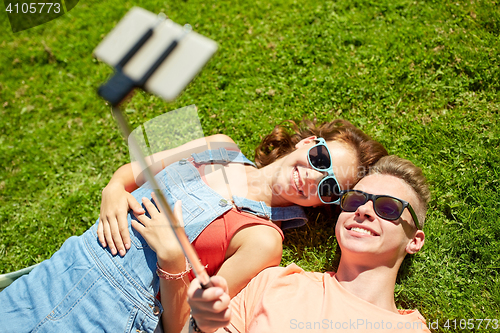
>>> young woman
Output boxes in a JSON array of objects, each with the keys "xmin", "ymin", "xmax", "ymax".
[{"xmin": 0, "ymin": 119, "xmax": 387, "ymax": 333}]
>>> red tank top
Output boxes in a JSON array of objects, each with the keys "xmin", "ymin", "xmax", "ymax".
[{"xmin": 188, "ymin": 208, "xmax": 284, "ymax": 280}]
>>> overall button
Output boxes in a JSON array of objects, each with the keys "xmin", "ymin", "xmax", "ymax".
[
  {"xmin": 153, "ymin": 305, "xmax": 161, "ymax": 316},
  {"xmin": 179, "ymin": 158, "xmax": 188, "ymax": 165},
  {"xmin": 219, "ymin": 199, "xmax": 229, "ymax": 207}
]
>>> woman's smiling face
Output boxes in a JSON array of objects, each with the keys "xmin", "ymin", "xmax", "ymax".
[{"xmin": 272, "ymin": 137, "xmax": 359, "ymax": 207}]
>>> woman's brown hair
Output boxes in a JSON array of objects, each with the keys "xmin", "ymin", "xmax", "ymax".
[{"xmin": 254, "ymin": 119, "xmax": 388, "ymax": 182}]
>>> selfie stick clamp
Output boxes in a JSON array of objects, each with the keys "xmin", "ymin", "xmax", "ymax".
[
  {"xmin": 97, "ymin": 15, "xmax": 212, "ymax": 288},
  {"xmin": 98, "ymin": 15, "xmax": 192, "ymax": 107}
]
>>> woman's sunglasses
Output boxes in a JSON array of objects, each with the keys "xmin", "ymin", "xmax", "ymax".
[
  {"xmin": 307, "ymin": 138, "xmax": 342, "ymax": 204},
  {"xmin": 340, "ymin": 190, "xmax": 421, "ymax": 230}
]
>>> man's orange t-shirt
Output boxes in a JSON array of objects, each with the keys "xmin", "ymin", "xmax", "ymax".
[{"xmin": 222, "ymin": 264, "xmax": 430, "ymax": 333}]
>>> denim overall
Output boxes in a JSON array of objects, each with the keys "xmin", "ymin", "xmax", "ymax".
[{"xmin": 0, "ymin": 149, "xmax": 307, "ymax": 333}]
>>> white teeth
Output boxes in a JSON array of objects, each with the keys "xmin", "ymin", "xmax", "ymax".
[
  {"xmin": 350, "ymin": 227, "xmax": 374, "ymax": 236},
  {"xmin": 293, "ymin": 169, "xmax": 301, "ymax": 191}
]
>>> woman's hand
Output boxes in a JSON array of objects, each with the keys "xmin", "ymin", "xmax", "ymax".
[
  {"xmin": 98, "ymin": 182, "xmax": 145, "ymax": 256},
  {"xmin": 187, "ymin": 276, "xmax": 232, "ymax": 332},
  {"xmin": 131, "ymin": 193, "xmax": 185, "ymax": 264}
]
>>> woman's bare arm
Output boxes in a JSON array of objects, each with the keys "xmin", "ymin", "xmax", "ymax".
[{"xmin": 217, "ymin": 225, "xmax": 283, "ymax": 298}]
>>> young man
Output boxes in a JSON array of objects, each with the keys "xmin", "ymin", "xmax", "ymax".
[{"xmin": 186, "ymin": 155, "xmax": 432, "ymax": 333}]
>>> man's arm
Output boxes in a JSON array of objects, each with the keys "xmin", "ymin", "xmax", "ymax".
[{"xmin": 186, "ymin": 266, "xmax": 284, "ymax": 333}]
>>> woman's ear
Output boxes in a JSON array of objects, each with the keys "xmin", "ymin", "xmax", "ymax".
[
  {"xmin": 406, "ymin": 230, "xmax": 425, "ymax": 254},
  {"xmin": 294, "ymin": 136, "xmax": 317, "ymax": 149}
]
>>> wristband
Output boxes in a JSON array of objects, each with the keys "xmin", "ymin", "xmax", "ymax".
[{"xmin": 156, "ymin": 258, "xmax": 191, "ymax": 280}]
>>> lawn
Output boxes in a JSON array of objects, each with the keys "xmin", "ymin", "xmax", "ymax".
[{"xmin": 1, "ymin": 0, "xmax": 499, "ymax": 331}]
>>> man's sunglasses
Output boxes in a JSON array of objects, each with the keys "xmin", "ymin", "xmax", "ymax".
[
  {"xmin": 340, "ymin": 190, "xmax": 421, "ymax": 230},
  {"xmin": 307, "ymin": 137, "xmax": 342, "ymax": 204}
]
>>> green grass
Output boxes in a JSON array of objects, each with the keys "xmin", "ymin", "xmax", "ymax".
[{"xmin": 1, "ymin": 0, "xmax": 499, "ymax": 331}]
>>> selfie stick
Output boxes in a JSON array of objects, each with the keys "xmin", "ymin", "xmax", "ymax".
[{"xmin": 97, "ymin": 16, "xmax": 212, "ymax": 288}]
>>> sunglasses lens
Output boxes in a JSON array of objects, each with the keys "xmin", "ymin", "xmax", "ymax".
[
  {"xmin": 341, "ymin": 191, "xmax": 367, "ymax": 211},
  {"xmin": 309, "ymin": 144, "xmax": 331, "ymax": 170},
  {"xmin": 319, "ymin": 178, "xmax": 341, "ymax": 203},
  {"xmin": 374, "ymin": 197, "xmax": 404, "ymax": 220}
]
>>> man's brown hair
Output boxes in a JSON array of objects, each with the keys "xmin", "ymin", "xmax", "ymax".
[{"xmin": 368, "ymin": 155, "xmax": 430, "ymax": 228}]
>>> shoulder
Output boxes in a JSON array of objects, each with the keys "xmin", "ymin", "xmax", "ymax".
[
  {"xmin": 230, "ymin": 223, "xmax": 283, "ymax": 258},
  {"xmin": 204, "ymin": 134, "xmax": 242, "ymax": 154},
  {"xmin": 223, "ymin": 223, "xmax": 283, "ymax": 282},
  {"xmin": 259, "ymin": 264, "xmax": 305, "ymax": 279},
  {"xmin": 205, "ymin": 134, "xmax": 237, "ymax": 145},
  {"xmin": 244, "ymin": 264, "xmax": 308, "ymax": 292},
  {"xmin": 216, "ymin": 222, "xmax": 284, "ymax": 298}
]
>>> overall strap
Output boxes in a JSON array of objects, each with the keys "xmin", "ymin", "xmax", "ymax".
[
  {"xmin": 232, "ymin": 196, "xmax": 308, "ymax": 230},
  {"xmin": 190, "ymin": 148, "xmax": 308, "ymax": 230},
  {"xmin": 191, "ymin": 148, "xmax": 256, "ymax": 167}
]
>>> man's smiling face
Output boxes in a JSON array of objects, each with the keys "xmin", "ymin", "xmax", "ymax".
[{"xmin": 335, "ymin": 173, "xmax": 423, "ymax": 264}]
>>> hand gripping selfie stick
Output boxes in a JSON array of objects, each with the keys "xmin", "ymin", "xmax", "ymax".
[{"xmin": 94, "ymin": 8, "xmax": 217, "ymax": 288}]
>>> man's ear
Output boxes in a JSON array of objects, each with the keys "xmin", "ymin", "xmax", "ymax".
[
  {"xmin": 406, "ymin": 230, "xmax": 425, "ymax": 254},
  {"xmin": 294, "ymin": 136, "xmax": 317, "ymax": 149}
]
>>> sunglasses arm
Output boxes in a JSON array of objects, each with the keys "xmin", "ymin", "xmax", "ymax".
[{"xmin": 406, "ymin": 205, "xmax": 421, "ymax": 230}]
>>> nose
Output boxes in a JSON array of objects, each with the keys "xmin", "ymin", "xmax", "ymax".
[
  {"xmin": 304, "ymin": 168, "xmax": 328, "ymax": 190},
  {"xmin": 308, "ymin": 168, "xmax": 326, "ymax": 182},
  {"xmin": 354, "ymin": 200, "xmax": 376, "ymax": 221},
  {"xmin": 303, "ymin": 168, "xmax": 327, "ymax": 198}
]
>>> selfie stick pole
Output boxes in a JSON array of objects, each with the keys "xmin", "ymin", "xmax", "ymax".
[
  {"xmin": 98, "ymin": 17, "xmax": 212, "ymax": 288},
  {"xmin": 111, "ymin": 107, "xmax": 212, "ymax": 288}
]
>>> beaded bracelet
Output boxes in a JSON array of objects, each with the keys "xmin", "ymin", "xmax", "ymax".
[
  {"xmin": 156, "ymin": 258, "xmax": 192, "ymax": 280},
  {"xmin": 190, "ymin": 314, "xmax": 234, "ymax": 333},
  {"xmin": 190, "ymin": 315, "xmax": 205, "ymax": 333}
]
